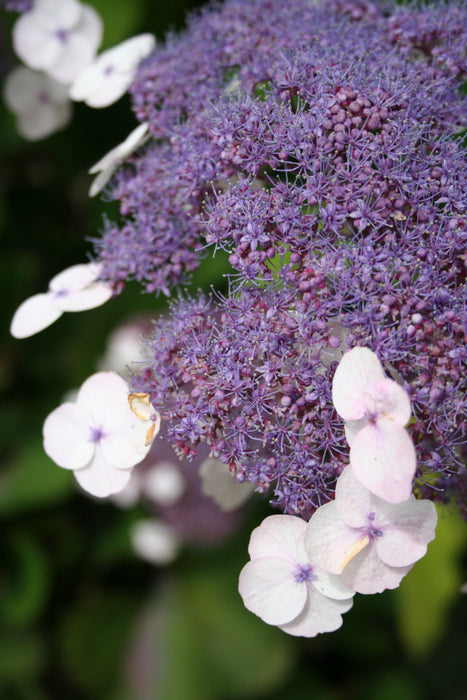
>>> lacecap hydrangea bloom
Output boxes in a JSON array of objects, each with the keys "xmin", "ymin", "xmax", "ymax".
[{"xmin": 89, "ymin": 0, "xmax": 466, "ymax": 520}]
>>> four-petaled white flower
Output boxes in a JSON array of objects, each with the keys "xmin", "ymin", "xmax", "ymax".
[
  {"xmin": 3, "ymin": 65, "xmax": 72, "ymax": 141},
  {"xmin": 13, "ymin": 0, "xmax": 103, "ymax": 85},
  {"xmin": 69, "ymin": 33, "xmax": 156, "ymax": 108},
  {"xmin": 238, "ymin": 514, "xmax": 355, "ymax": 637},
  {"xmin": 304, "ymin": 467, "xmax": 437, "ymax": 594},
  {"xmin": 43, "ymin": 372, "xmax": 161, "ymax": 498},
  {"xmin": 200, "ymin": 457, "xmax": 255, "ymax": 511},
  {"xmin": 10, "ymin": 262, "xmax": 113, "ymax": 338},
  {"xmin": 87, "ymin": 122, "xmax": 149, "ymax": 197},
  {"xmin": 332, "ymin": 346, "xmax": 416, "ymax": 502}
]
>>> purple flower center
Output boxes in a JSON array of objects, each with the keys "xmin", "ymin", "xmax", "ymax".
[
  {"xmin": 37, "ymin": 90, "xmax": 50, "ymax": 105},
  {"xmin": 54, "ymin": 28, "xmax": 69, "ymax": 45},
  {"xmin": 104, "ymin": 64, "xmax": 115, "ymax": 76},
  {"xmin": 293, "ymin": 562, "xmax": 315, "ymax": 584},
  {"xmin": 52, "ymin": 288, "xmax": 69, "ymax": 299},
  {"xmin": 367, "ymin": 512, "xmax": 383, "ymax": 539},
  {"xmin": 89, "ymin": 426, "xmax": 105, "ymax": 443}
]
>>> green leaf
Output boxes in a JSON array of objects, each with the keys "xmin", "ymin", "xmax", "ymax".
[
  {"xmin": 124, "ymin": 564, "xmax": 296, "ymax": 700},
  {"xmin": 395, "ymin": 505, "xmax": 467, "ymax": 658},
  {"xmin": 0, "ymin": 441, "xmax": 73, "ymax": 516},
  {"xmin": 91, "ymin": 0, "xmax": 144, "ymax": 49}
]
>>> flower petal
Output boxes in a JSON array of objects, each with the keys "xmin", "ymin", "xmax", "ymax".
[
  {"xmin": 54, "ymin": 282, "xmax": 113, "ymax": 312},
  {"xmin": 238, "ymin": 557, "xmax": 307, "ymax": 625},
  {"xmin": 43, "ymin": 402, "xmax": 94, "ymax": 469},
  {"xmin": 374, "ymin": 498, "xmax": 437, "ymax": 567},
  {"xmin": 49, "ymin": 262, "xmax": 101, "ymax": 292},
  {"xmin": 279, "ymin": 587, "xmax": 353, "ymax": 637},
  {"xmin": 374, "ymin": 377, "xmax": 411, "ymax": 426},
  {"xmin": 77, "ymin": 371, "xmax": 130, "ymax": 425},
  {"xmin": 10, "ymin": 293, "xmax": 62, "ymax": 338},
  {"xmin": 46, "ymin": 5, "xmax": 103, "ymax": 84},
  {"xmin": 350, "ymin": 421, "xmax": 416, "ymax": 503},
  {"xmin": 312, "ymin": 569, "xmax": 355, "ymax": 600},
  {"xmin": 199, "ymin": 458, "xmax": 255, "ymax": 511},
  {"xmin": 130, "ymin": 519, "xmax": 179, "ymax": 565},
  {"xmin": 340, "ymin": 543, "xmax": 412, "ymax": 594},
  {"xmin": 332, "ymin": 346, "xmax": 384, "ymax": 420},
  {"xmin": 74, "ymin": 448, "xmax": 132, "ymax": 497},
  {"xmin": 335, "ymin": 465, "xmax": 372, "ymax": 526},
  {"xmin": 248, "ymin": 514, "xmax": 307, "ymax": 563},
  {"xmin": 304, "ymin": 500, "xmax": 369, "ymax": 575}
]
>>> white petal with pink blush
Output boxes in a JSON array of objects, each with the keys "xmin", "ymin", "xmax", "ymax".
[
  {"xmin": 10, "ymin": 262, "xmax": 112, "ymax": 338},
  {"xmin": 332, "ymin": 346, "xmax": 417, "ymax": 503},
  {"xmin": 43, "ymin": 372, "xmax": 161, "ymax": 498},
  {"xmin": 304, "ymin": 467, "xmax": 437, "ymax": 594},
  {"xmin": 238, "ymin": 514, "xmax": 354, "ymax": 637}
]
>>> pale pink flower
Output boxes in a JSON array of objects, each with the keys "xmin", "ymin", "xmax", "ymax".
[
  {"xmin": 43, "ymin": 372, "xmax": 160, "ymax": 498},
  {"xmin": 304, "ymin": 467, "xmax": 437, "ymax": 594},
  {"xmin": 332, "ymin": 346, "xmax": 416, "ymax": 502},
  {"xmin": 239, "ymin": 514, "xmax": 354, "ymax": 637},
  {"xmin": 10, "ymin": 262, "xmax": 112, "ymax": 338},
  {"xmin": 13, "ymin": 0, "xmax": 103, "ymax": 85}
]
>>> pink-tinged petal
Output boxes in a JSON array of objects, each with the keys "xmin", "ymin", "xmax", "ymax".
[
  {"xmin": 54, "ymin": 282, "xmax": 113, "ymax": 311},
  {"xmin": 373, "ymin": 377, "xmax": 411, "ymax": 426},
  {"xmin": 10, "ymin": 293, "xmax": 62, "ymax": 338},
  {"xmin": 304, "ymin": 500, "xmax": 369, "ymax": 575},
  {"xmin": 248, "ymin": 514, "xmax": 307, "ymax": 563},
  {"xmin": 238, "ymin": 558, "xmax": 307, "ymax": 625},
  {"xmin": 101, "ymin": 429, "xmax": 148, "ymax": 469},
  {"xmin": 74, "ymin": 449, "xmax": 132, "ymax": 498},
  {"xmin": 335, "ymin": 465, "xmax": 372, "ymax": 527},
  {"xmin": 341, "ymin": 544, "xmax": 412, "ymax": 594},
  {"xmin": 43, "ymin": 402, "xmax": 94, "ymax": 469},
  {"xmin": 350, "ymin": 422, "xmax": 416, "ymax": 503},
  {"xmin": 49, "ymin": 262, "xmax": 101, "ymax": 293},
  {"xmin": 374, "ymin": 498, "xmax": 437, "ymax": 567},
  {"xmin": 344, "ymin": 418, "xmax": 364, "ymax": 447},
  {"xmin": 312, "ymin": 570, "xmax": 355, "ymax": 600},
  {"xmin": 77, "ymin": 371, "xmax": 129, "ymax": 425},
  {"xmin": 332, "ymin": 346, "xmax": 384, "ymax": 420},
  {"xmin": 279, "ymin": 587, "xmax": 353, "ymax": 637}
]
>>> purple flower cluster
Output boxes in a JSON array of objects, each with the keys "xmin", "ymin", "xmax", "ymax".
[
  {"xmin": 95, "ymin": 0, "xmax": 467, "ymax": 518},
  {"xmin": 0, "ymin": 0, "xmax": 32, "ymax": 12}
]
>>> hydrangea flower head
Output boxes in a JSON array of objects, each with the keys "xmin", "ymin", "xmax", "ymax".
[
  {"xmin": 239, "ymin": 514, "xmax": 355, "ymax": 637},
  {"xmin": 304, "ymin": 467, "xmax": 438, "ymax": 594},
  {"xmin": 43, "ymin": 372, "xmax": 160, "ymax": 497},
  {"xmin": 332, "ymin": 347, "xmax": 416, "ymax": 502},
  {"xmin": 3, "ymin": 64, "xmax": 72, "ymax": 140},
  {"xmin": 10, "ymin": 262, "xmax": 113, "ymax": 338},
  {"xmin": 13, "ymin": 0, "xmax": 103, "ymax": 85}
]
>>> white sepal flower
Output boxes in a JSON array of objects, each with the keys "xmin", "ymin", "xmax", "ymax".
[
  {"xmin": 3, "ymin": 66, "xmax": 72, "ymax": 141},
  {"xmin": 69, "ymin": 34, "xmax": 156, "ymax": 108},
  {"xmin": 239, "ymin": 515, "xmax": 354, "ymax": 637},
  {"xmin": 43, "ymin": 372, "xmax": 161, "ymax": 498},
  {"xmin": 304, "ymin": 467, "xmax": 438, "ymax": 594},
  {"xmin": 87, "ymin": 122, "xmax": 149, "ymax": 197},
  {"xmin": 332, "ymin": 346, "xmax": 416, "ymax": 502},
  {"xmin": 130, "ymin": 519, "xmax": 179, "ymax": 566},
  {"xmin": 200, "ymin": 458, "xmax": 255, "ymax": 511},
  {"xmin": 13, "ymin": 0, "xmax": 103, "ymax": 85},
  {"xmin": 10, "ymin": 262, "xmax": 112, "ymax": 338}
]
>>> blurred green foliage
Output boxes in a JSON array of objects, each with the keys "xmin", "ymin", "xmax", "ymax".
[{"xmin": 1, "ymin": 2, "xmax": 466, "ymax": 699}]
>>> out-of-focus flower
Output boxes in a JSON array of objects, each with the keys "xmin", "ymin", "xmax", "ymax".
[
  {"xmin": 239, "ymin": 514, "xmax": 354, "ymax": 637},
  {"xmin": 130, "ymin": 519, "xmax": 180, "ymax": 565},
  {"xmin": 43, "ymin": 372, "xmax": 160, "ymax": 498},
  {"xmin": 97, "ymin": 316, "xmax": 152, "ymax": 378},
  {"xmin": 10, "ymin": 262, "xmax": 113, "ymax": 338},
  {"xmin": 87, "ymin": 122, "xmax": 149, "ymax": 197},
  {"xmin": 200, "ymin": 458, "xmax": 255, "ymax": 511},
  {"xmin": 12, "ymin": 0, "xmax": 102, "ymax": 85},
  {"xmin": 305, "ymin": 467, "xmax": 438, "ymax": 594},
  {"xmin": 69, "ymin": 34, "xmax": 155, "ymax": 108},
  {"xmin": 332, "ymin": 347, "xmax": 417, "ymax": 503},
  {"xmin": 3, "ymin": 64, "xmax": 72, "ymax": 140}
]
